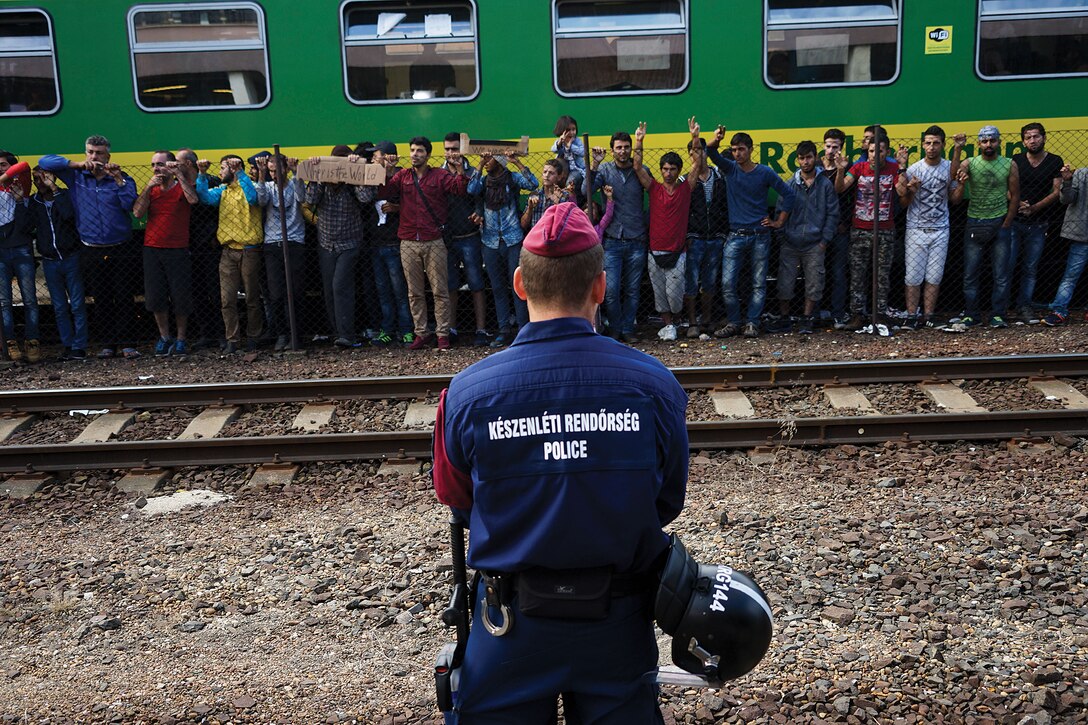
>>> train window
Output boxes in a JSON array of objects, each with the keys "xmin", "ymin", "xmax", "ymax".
[
  {"xmin": 552, "ymin": 0, "xmax": 690, "ymax": 97},
  {"xmin": 341, "ymin": 1, "xmax": 479, "ymax": 104},
  {"xmin": 977, "ymin": 0, "xmax": 1088, "ymax": 79},
  {"xmin": 764, "ymin": 0, "xmax": 901, "ymax": 88},
  {"xmin": 0, "ymin": 9, "xmax": 60, "ymax": 116},
  {"xmin": 127, "ymin": 3, "xmax": 270, "ymax": 111}
]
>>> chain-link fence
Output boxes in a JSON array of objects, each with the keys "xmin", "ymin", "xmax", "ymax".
[{"xmin": 2, "ymin": 129, "xmax": 1086, "ymax": 360}]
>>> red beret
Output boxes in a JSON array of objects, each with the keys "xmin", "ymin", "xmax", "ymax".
[{"xmin": 522, "ymin": 202, "xmax": 600, "ymax": 257}]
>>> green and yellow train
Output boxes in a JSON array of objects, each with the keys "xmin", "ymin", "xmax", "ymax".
[{"xmin": 2, "ymin": 0, "xmax": 1087, "ymax": 166}]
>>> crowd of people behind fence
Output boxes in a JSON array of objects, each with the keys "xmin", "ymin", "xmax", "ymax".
[{"xmin": 1, "ymin": 115, "xmax": 1087, "ymax": 363}]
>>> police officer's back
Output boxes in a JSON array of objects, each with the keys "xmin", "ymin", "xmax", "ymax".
[{"xmin": 433, "ymin": 202, "xmax": 688, "ymax": 722}]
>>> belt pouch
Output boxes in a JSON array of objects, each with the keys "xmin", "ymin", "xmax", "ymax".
[{"xmin": 517, "ymin": 566, "xmax": 613, "ymax": 620}]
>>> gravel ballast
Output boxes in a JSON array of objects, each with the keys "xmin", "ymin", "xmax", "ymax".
[{"xmin": 2, "ymin": 323, "xmax": 1087, "ymax": 722}]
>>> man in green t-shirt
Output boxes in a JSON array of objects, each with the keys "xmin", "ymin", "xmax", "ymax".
[{"xmin": 950, "ymin": 125, "xmax": 1020, "ymax": 329}]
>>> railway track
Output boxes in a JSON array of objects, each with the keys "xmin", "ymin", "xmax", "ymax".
[{"xmin": 2, "ymin": 354, "xmax": 1088, "ymax": 487}]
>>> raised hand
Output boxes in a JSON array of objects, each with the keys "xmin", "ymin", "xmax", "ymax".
[
  {"xmin": 896, "ymin": 145, "xmax": 910, "ymax": 167},
  {"xmin": 634, "ymin": 122, "xmax": 646, "ymax": 145},
  {"xmin": 603, "ymin": 184, "xmax": 614, "ymax": 200},
  {"xmin": 591, "ymin": 147, "xmax": 606, "ymax": 166},
  {"xmin": 688, "ymin": 116, "xmax": 700, "ymax": 138},
  {"xmin": 1061, "ymin": 164, "xmax": 1074, "ymax": 182},
  {"xmin": 953, "ymin": 133, "xmax": 967, "ymax": 148},
  {"xmin": 196, "ymin": 159, "xmax": 211, "ymax": 174},
  {"xmin": 714, "ymin": 125, "xmax": 726, "ymax": 143}
]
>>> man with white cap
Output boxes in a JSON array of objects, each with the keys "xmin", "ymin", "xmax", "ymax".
[
  {"xmin": 432, "ymin": 202, "xmax": 688, "ymax": 721},
  {"xmin": 950, "ymin": 125, "xmax": 1020, "ymax": 329}
]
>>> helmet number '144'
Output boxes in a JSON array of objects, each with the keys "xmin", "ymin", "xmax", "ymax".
[{"xmin": 710, "ymin": 565, "xmax": 733, "ymax": 612}]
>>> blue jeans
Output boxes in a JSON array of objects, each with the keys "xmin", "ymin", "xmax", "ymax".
[
  {"xmin": 371, "ymin": 244, "xmax": 412, "ymax": 335},
  {"xmin": 447, "ymin": 234, "xmax": 486, "ymax": 292},
  {"xmin": 962, "ymin": 217, "xmax": 1011, "ymax": 319},
  {"xmin": 0, "ymin": 245, "xmax": 40, "ymax": 341},
  {"xmin": 1050, "ymin": 240, "xmax": 1088, "ymax": 316},
  {"xmin": 603, "ymin": 237, "xmax": 646, "ymax": 334},
  {"xmin": 827, "ymin": 227, "xmax": 850, "ymax": 317},
  {"xmin": 721, "ymin": 231, "xmax": 771, "ymax": 325},
  {"xmin": 482, "ymin": 240, "xmax": 527, "ymax": 330},
  {"xmin": 1009, "ymin": 219, "xmax": 1048, "ymax": 309},
  {"xmin": 42, "ymin": 255, "xmax": 88, "ymax": 350},
  {"xmin": 684, "ymin": 237, "xmax": 723, "ymax": 297}
]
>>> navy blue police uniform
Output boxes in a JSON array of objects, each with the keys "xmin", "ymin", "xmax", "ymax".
[{"xmin": 433, "ymin": 203, "xmax": 688, "ymax": 721}]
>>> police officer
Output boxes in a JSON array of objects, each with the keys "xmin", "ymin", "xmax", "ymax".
[{"xmin": 433, "ymin": 201, "xmax": 689, "ymax": 721}]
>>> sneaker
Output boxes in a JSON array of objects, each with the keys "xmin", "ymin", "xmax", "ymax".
[
  {"xmin": 373, "ymin": 330, "xmax": 393, "ymax": 346},
  {"xmin": 154, "ymin": 337, "xmax": 174, "ymax": 356},
  {"xmin": 364, "ymin": 328, "xmax": 378, "ymax": 341},
  {"xmin": 400, "ymin": 332, "xmax": 416, "ymax": 346},
  {"xmin": 274, "ymin": 334, "xmax": 290, "ymax": 351},
  {"xmin": 5, "ymin": 340, "xmax": 22, "ymax": 362},
  {"xmin": 223, "ymin": 341, "xmax": 239, "ymax": 355},
  {"xmin": 334, "ymin": 337, "xmax": 355, "ymax": 348},
  {"xmin": 657, "ymin": 324, "xmax": 677, "ymax": 341},
  {"xmin": 172, "ymin": 339, "xmax": 190, "ymax": 356},
  {"xmin": 473, "ymin": 329, "xmax": 491, "ymax": 347},
  {"xmin": 714, "ymin": 323, "xmax": 739, "ymax": 338},
  {"xmin": 832, "ymin": 313, "xmax": 850, "ymax": 330},
  {"xmin": 1043, "ymin": 311, "xmax": 1066, "ymax": 327},
  {"xmin": 407, "ymin": 333, "xmax": 433, "ymax": 350},
  {"xmin": 312, "ymin": 334, "xmax": 330, "ymax": 344},
  {"xmin": 989, "ymin": 315, "xmax": 1008, "ymax": 329},
  {"xmin": 619, "ymin": 332, "xmax": 640, "ymax": 344},
  {"xmin": 1019, "ymin": 306, "xmax": 1040, "ymax": 324},
  {"xmin": 900, "ymin": 315, "xmax": 921, "ymax": 331},
  {"xmin": 490, "ymin": 330, "xmax": 512, "ymax": 348},
  {"xmin": 797, "ymin": 316, "xmax": 814, "ymax": 334},
  {"xmin": 958, "ymin": 315, "xmax": 978, "ymax": 328},
  {"xmin": 67, "ymin": 348, "xmax": 87, "ymax": 361},
  {"xmin": 437, "ymin": 336, "xmax": 451, "ymax": 350},
  {"xmin": 743, "ymin": 322, "xmax": 760, "ymax": 338},
  {"xmin": 122, "ymin": 347, "xmax": 142, "ymax": 359},
  {"xmin": 24, "ymin": 339, "xmax": 40, "ymax": 363},
  {"xmin": 245, "ymin": 338, "xmax": 259, "ymax": 352},
  {"xmin": 686, "ymin": 325, "xmax": 701, "ymax": 339},
  {"xmin": 764, "ymin": 315, "xmax": 792, "ymax": 333}
]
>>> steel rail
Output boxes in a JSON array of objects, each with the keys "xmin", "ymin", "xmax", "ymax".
[
  {"xmin": 2, "ymin": 353, "xmax": 1087, "ymax": 414},
  {"xmin": 3, "ymin": 409, "xmax": 1085, "ymax": 474}
]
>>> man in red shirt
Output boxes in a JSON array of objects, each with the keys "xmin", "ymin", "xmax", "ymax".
[
  {"xmin": 133, "ymin": 150, "xmax": 199, "ymax": 356},
  {"xmin": 834, "ymin": 131, "xmax": 902, "ymax": 329},
  {"xmin": 632, "ymin": 117, "xmax": 704, "ymax": 341},
  {"xmin": 381, "ymin": 136, "xmax": 470, "ymax": 351}
]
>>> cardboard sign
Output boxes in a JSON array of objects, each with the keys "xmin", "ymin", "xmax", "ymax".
[
  {"xmin": 295, "ymin": 157, "xmax": 384, "ymax": 186},
  {"xmin": 459, "ymin": 134, "xmax": 530, "ymax": 157}
]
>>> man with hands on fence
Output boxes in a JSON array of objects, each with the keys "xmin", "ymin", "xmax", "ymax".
[
  {"xmin": 197, "ymin": 154, "xmax": 265, "ymax": 354},
  {"xmin": 40, "ymin": 136, "xmax": 139, "ymax": 359},
  {"xmin": 133, "ymin": 151, "xmax": 199, "ymax": 357},
  {"xmin": 895, "ymin": 128, "xmax": 964, "ymax": 330}
]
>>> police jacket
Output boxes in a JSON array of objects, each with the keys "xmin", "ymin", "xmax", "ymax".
[
  {"xmin": 29, "ymin": 191, "xmax": 81, "ymax": 260},
  {"xmin": 433, "ymin": 317, "xmax": 689, "ymax": 575},
  {"xmin": 684, "ymin": 167, "xmax": 729, "ymax": 239}
]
